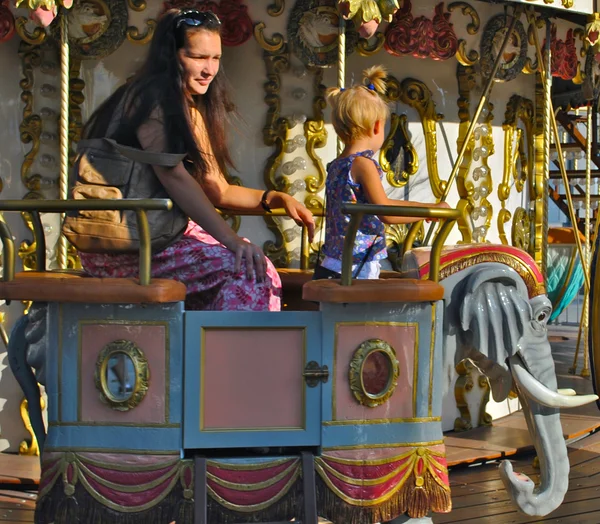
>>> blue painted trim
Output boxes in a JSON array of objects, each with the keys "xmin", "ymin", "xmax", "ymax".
[
  {"xmin": 47, "ymin": 304, "xmax": 60, "ymax": 423},
  {"xmin": 430, "ymin": 303, "xmax": 444, "ymax": 418},
  {"xmin": 322, "ymin": 421, "xmax": 443, "ymax": 448},
  {"xmin": 45, "ymin": 425, "xmax": 182, "ymax": 451},
  {"xmin": 183, "ymin": 311, "xmax": 322, "ymax": 449},
  {"xmin": 415, "ymin": 305, "xmax": 434, "ymax": 419}
]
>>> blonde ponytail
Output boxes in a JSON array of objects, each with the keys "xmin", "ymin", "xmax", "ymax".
[{"xmin": 363, "ymin": 65, "xmax": 388, "ymax": 95}]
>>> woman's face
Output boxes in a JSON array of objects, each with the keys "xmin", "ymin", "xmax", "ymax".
[{"xmin": 178, "ymin": 29, "xmax": 222, "ymax": 96}]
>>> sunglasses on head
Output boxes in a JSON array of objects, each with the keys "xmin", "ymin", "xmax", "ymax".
[{"xmin": 174, "ymin": 9, "xmax": 221, "ymax": 30}]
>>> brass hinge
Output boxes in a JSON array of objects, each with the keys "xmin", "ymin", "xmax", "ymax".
[{"xmin": 303, "ymin": 361, "xmax": 329, "ymax": 388}]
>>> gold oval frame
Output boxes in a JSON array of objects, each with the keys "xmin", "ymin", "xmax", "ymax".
[
  {"xmin": 349, "ymin": 339, "xmax": 400, "ymax": 408},
  {"xmin": 94, "ymin": 339, "xmax": 150, "ymax": 411}
]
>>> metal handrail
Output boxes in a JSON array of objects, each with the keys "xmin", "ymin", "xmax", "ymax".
[
  {"xmin": 0, "ymin": 199, "xmax": 173, "ymax": 286},
  {"xmin": 340, "ymin": 204, "xmax": 464, "ymax": 286}
]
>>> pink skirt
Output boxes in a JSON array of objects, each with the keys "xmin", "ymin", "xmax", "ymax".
[{"xmin": 78, "ymin": 221, "xmax": 282, "ymax": 311}]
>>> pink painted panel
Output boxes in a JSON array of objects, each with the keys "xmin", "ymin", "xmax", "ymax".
[
  {"xmin": 202, "ymin": 329, "xmax": 304, "ymax": 430},
  {"xmin": 334, "ymin": 325, "xmax": 417, "ymax": 421},
  {"xmin": 80, "ymin": 324, "xmax": 166, "ymax": 424}
]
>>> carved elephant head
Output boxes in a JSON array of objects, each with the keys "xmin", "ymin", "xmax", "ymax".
[{"xmin": 403, "ymin": 246, "xmax": 597, "ymax": 516}]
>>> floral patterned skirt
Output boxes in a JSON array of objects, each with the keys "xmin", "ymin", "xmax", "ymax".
[{"xmin": 78, "ymin": 221, "xmax": 282, "ymax": 311}]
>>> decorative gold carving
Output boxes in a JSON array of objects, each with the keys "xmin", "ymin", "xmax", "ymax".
[
  {"xmin": 448, "ymin": 2, "xmax": 480, "ymax": 65},
  {"xmin": 448, "ymin": 2, "xmax": 479, "ymax": 35},
  {"xmin": 454, "ymin": 359, "xmax": 491, "ymax": 432},
  {"xmin": 561, "ymin": 0, "xmax": 573, "ymax": 7},
  {"xmin": 380, "ymin": 113, "xmax": 419, "ymax": 188},
  {"xmin": 254, "ymin": 22, "xmax": 285, "ymax": 53},
  {"xmin": 94, "ymin": 339, "xmax": 150, "ymax": 411},
  {"xmin": 455, "ymin": 40, "xmax": 478, "ymax": 66},
  {"xmin": 19, "ymin": 395, "xmax": 45, "ymax": 456},
  {"xmin": 356, "ymin": 32, "xmax": 386, "ymax": 56},
  {"xmin": 127, "ymin": 19, "xmax": 156, "ymax": 45},
  {"xmin": 511, "ymin": 207, "xmax": 530, "ymax": 251},
  {"xmin": 262, "ymin": 46, "xmax": 327, "ymax": 267},
  {"xmin": 268, "ymin": 0, "xmax": 285, "ymax": 16},
  {"xmin": 455, "ymin": 64, "xmax": 475, "ymax": 243},
  {"xmin": 386, "ymin": 76, "xmax": 446, "ymax": 199},
  {"xmin": 15, "ymin": 17, "xmax": 46, "ymax": 46},
  {"xmin": 19, "ymin": 41, "xmax": 43, "ymax": 194},
  {"xmin": 498, "ymin": 95, "xmax": 533, "ymax": 246},
  {"xmin": 349, "ymin": 339, "xmax": 400, "ymax": 408},
  {"xmin": 127, "ymin": 0, "xmax": 146, "ymax": 11}
]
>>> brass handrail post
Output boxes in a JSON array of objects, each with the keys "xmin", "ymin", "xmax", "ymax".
[
  {"xmin": 135, "ymin": 210, "xmax": 151, "ymax": 286},
  {"xmin": 30, "ymin": 212, "xmax": 46, "ymax": 272},
  {"xmin": 340, "ymin": 204, "xmax": 462, "ymax": 286},
  {"xmin": 0, "ymin": 219, "xmax": 15, "ymax": 282}
]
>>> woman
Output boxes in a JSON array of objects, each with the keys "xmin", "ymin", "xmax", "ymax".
[{"xmin": 78, "ymin": 8, "xmax": 315, "ymax": 311}]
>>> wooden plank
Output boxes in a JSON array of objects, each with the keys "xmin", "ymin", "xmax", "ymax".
[{"xmin": 0, "ymin": 455, "xmax": 39, "ymax": 487}]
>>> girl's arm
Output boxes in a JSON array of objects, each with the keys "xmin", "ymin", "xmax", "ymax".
[
  {"xmin": 137, "ymin": 117, "xmax": 270, "ymax": 281},
  {"xmin": 351, "ymin": 156, "xmax": 449, "ymax": 224}
]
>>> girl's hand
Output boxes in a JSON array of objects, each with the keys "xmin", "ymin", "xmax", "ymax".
[
  {"xmin": 279, "ymin": 194, "xmax": 316, "ymax": 242},
  {"xmin": 226, "ymin": 237, "xmax": 268, "ymax": 282}
]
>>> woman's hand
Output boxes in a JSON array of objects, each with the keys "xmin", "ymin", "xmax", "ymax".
[
  {"xmin": 275, "ymin": 193, "xmax": 316, "ymax": 242},
  {"xmin": 225, "ymin": 237, "xmax": 268, "ymax": 282}
]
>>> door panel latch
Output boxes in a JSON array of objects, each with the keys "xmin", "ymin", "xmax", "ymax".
[{"xmin": 303, "ymin": 361, "xmax": 329, "ymax": 387}]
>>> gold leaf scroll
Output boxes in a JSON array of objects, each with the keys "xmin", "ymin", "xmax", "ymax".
[{"xmin": 386, "ymin": 76, "xmax": 446, "ymax": 199}]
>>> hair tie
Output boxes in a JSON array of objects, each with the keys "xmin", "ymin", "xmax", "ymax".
[{"xmin": 367, "ymin": 83, "xmax": 375, "ymax": 91}]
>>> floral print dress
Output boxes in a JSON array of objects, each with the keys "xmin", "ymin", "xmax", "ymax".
[
  {"xmin": 79, "ymin": 221, "xmax": 282, "ymax": 311},
  {"xmin": 321, "ymin": 150, "xmax": 387, "ymax": 278}
]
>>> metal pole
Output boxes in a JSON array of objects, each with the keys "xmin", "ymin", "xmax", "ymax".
[
  {"xmin": 337, "ymin": 16, "xmax": 345, "ymax": 156},
  {"xmin": 582, "ymin": 104, "xmax": 593, "ymax": 377},
  {"xmin": 57, "ymin": 11, "xmax": 70, "ymax": 269},
  {"xmin": 423, "ymin": 6, "xmax": 522, "ymax": 245}
]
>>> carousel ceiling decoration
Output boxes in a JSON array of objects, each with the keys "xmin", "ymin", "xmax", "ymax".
[
  {"xmin": 288, "ymin": 0, "xmax": 358, "ymax": 67},
  {"xmin": 162, "ymin": 0, "xmax": 253, "ymax": 46},
  {"xmin": 48, "ymin": 0, "xmax": 128, "ymax": 60},
  {"xmin": 545, "ymin": 26, "xmax": 578, "ymax": 80},
  {"xmin": 337, "ymin": 0, "xmax": 399, "ymax": 37},
  {"xmin": 384, "ymin": 1, "xmax": 459, "ymax": 60},
  {"xmin": 383, "ymin": 1, "xmax": 479, "ymax": 64},
  {"xmin": 480, "ymin": 12, "xmax": 528, "ymax": 82}
]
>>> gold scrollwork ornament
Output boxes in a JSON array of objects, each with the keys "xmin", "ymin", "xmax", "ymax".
[
  {"xmin": 380, "ymin": 113, "xmax": 419, "ymax": 188},
  {"xmin": 94, "ymin": 339, "xmax": 150, "ymax": 411},
  {"xmin": 349, "ymin": 338, "xmax": 400, "ymax": 408},
  {"xmin": 386, "ymin": 76, "xmax": 446, "ymax": 198},
  {"xmin": 127, "ymin": 19, "xmax": 156, "ymax": 45}
]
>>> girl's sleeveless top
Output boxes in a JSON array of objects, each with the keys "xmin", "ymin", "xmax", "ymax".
[{"xmin": 322, "ymin": 150, "xmax": 387, "ymax": 265}]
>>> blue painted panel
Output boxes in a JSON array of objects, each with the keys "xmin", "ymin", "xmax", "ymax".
[
  {"xmin": 57, "ymin": 302, "xmax": 184, "ymax": 425},
  {"xmin": 321, "ymin": 421, "xmax": 443, "ymax": 448},
  {"xmin": 184, "ymin": 311, "xmax": 322, "ymax": 449},
  {"xmin": 45, "ymin": 424, "xmax": 181, "ymax": 452},
  {"xmin": 430, "ymin": 303, "xmax": 445, "ymax": 418}
]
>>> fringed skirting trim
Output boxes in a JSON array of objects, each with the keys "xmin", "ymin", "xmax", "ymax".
[
  {"xmin": 206, "ymin": 475, "xmax": 303, "ymax": 523},
  {"xmin": 35, "ymin": 482, "xmax": 193, "ymax": 524},
  {"xmin": 315, "ymin": 474, "xmax": 452, "ymax": 524}
]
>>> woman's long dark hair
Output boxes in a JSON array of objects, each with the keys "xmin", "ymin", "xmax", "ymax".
[{"xmin": 83, "ymin": 8, "xmax": 236, "ymax": 178}]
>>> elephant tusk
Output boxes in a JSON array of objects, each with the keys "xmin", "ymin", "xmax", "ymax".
[
  {"xmin": 509, "ymin": 356, "xmax": 598, "ymax": 408},
  {"xmin": 557, "ymin": 388, "xmax": 576, "ymax": 396}
]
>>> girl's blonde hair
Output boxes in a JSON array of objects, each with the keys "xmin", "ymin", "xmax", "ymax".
[{"xmin": 326, "ymin": 65, "xmax": 390, "ymax": 144}]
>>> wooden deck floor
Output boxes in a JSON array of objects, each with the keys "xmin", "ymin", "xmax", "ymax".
[{"xmin": 0, "ymin": 326, "xmax": 598, "ymax": 523}]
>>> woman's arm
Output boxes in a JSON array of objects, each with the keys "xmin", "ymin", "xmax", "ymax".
[
  {"xmin": 137, "ymin": 117, "xmax": 270, "ymax": 281},
  {"xmin": 194, "ymin": 111, "xmax": 315, "ymax": 241},
  {"xmin": 351, "ymin": 156, "xmax": 449, "ymax": 224}
]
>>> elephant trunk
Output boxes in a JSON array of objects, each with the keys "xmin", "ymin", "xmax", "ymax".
[{"xmin": 499, "ymin": 354, "xmax": 569, "ymax": 516}]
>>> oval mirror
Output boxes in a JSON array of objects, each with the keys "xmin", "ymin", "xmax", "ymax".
[
  {"xmin": 349, "ymin": 339, "xmax": 399, "ymax": 408},
  {"xmin": 94, "ymin": 340, "xmax": 149, "ymax": 411}
]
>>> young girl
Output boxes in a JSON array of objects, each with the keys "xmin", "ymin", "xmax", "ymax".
[{"xmin": 314, "ymin": 65, "xmax": 448, "ymax": 280}]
